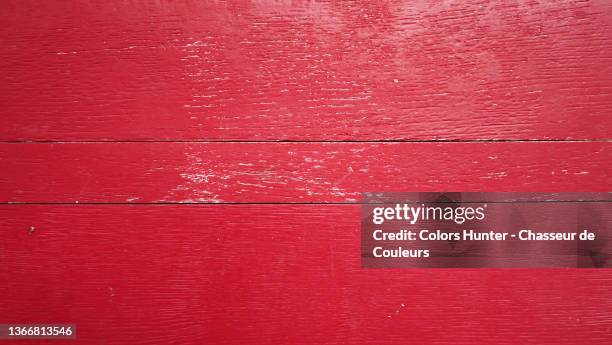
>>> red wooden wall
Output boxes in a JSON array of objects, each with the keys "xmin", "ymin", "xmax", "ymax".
[{"xmin": 0, "ymin": 1, "xmax": 610, "ymax": 344}]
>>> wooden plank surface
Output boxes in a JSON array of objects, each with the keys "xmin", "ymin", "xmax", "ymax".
[
  {"xmin": 1, "ymin": 0, "xmax": 611, "ymax": 141},
  {"xmin": 1, "ymin": 205, "xmax": 611, "ymax": 345},
  {"xmin": 0, "ymin": 142, "xmax": 609, "ymax": 203},
  {"xmin": 1, "ymin": 0, "xmax": 611, "ymax": 344}
]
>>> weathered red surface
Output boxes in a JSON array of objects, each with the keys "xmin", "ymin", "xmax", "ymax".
[
  {"xmin": 1, "ymin": 0, "xmax": 611, "ymax": 141},
  {"xmin": 1, "ymin": 205, "xmax": 611, "ymax": 345},
  {"xmin": 0, "ymin": 142, "xmax": 609, "ymax": 203},
  {"xmin": 0, "ymin": 1, "xmax": 611, "ymax": 344}
]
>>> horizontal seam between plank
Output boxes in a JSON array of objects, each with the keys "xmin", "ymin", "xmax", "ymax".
[
  {"xmin": 1, "ymin": 201, "xmax": 610, "ymax": 205},
  {"xmin": 0, "ymin": 139, "xmax": 610, "ymax": 144}
]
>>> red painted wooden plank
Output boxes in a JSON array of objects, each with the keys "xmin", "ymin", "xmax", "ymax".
[
  {"xmin": 2, "ymin": 0, "xmax": 611, "ymax": 141},
  {"xmin": 0, "ymin": 142, "xmax": 608, "ymax": 203},
  {"xmin": 1, "ymin": 205, "xmax": 611, "ymax": 345}
]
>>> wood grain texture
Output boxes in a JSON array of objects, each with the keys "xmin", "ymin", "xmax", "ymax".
[
  {"xmin": 1, "ymin": 205, "xmax": 611, "ymax": 345},
  {"xmin": 1, "ymin": 0, "xmax": 611, "ymax": 141},
  {"xmin": 1, "ymin": 0, "xmax": 611, "ymax": 344},
  {"xmin": 0, "ymin": 142, "xmax": 609, "ymax": 203}
]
